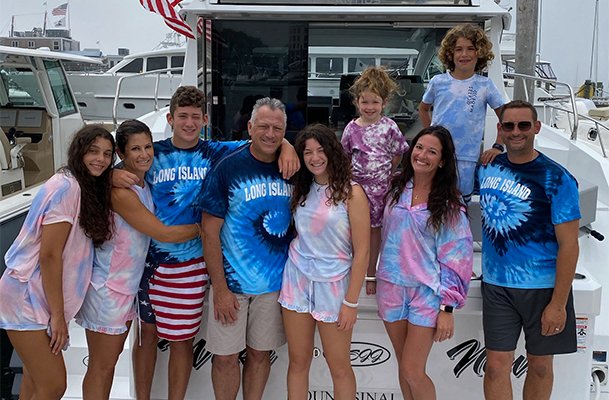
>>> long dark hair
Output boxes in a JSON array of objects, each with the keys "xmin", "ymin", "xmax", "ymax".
[
  {"xmin": 292, "ymin": 124, "xmax": 353, "ymax": 212},
  {"xmin": 60, "ymin": 125, "xmax": 116, "ymax": 247},
  {"xmin": 388, "ymin": 126, "xmax": 463, "ymax": 232}
]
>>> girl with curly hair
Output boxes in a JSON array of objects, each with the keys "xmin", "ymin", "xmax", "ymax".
[
  {"xmin": 420, "ymin": 23, "xmax": 504, "ymax": 204},
  {"xmin": 0, "ymin": 125, "xmax": 116, "ymax": 399},
  {"xmin": 377, "ymin": 126, "xmax": 473, "ymax": 400},
  {"xmin": 341, "ymin": 66, "xmax": 409, "ymax": 296},
  {"xmin": 279, "ymin": 124, "xmax": 370, "ymax": 400}
]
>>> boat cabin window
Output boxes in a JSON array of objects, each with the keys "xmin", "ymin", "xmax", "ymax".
[
  {"xmin": 204, "ymin": 20, "xmax": 452, "ymax": 142},
  {"xmin": 348, "ymin": 58, "xmax": 375, "ymax": 73},
  {"xmin": 316, "ymin": 57, "xmax": 343, "ymax": 77},
  {"xmin": 117, "ymin": 58, "xmax": 143, "ymax": 74},
  {"xmin": 171, "ymin": 56, "xmax": 184, "ymax": 74},
  {"xmin": 43, "ymin": 60, "xmax": 77, "ymax": 116},
  {"xmin": 147, "ymin": 56, "xmax": 167, "ymax": 72},
  {"xmin": 0, "ymin": 66, "xmax": 45, "ymax": 107}
]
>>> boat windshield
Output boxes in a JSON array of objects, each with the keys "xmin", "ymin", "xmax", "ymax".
[
  {"xmin": 0, "ymin": 66, "xmax": 45, "ymax": 107},
  {"xmin": 202, "ymin": 21, "xmax": 452, "ymax": 141}
]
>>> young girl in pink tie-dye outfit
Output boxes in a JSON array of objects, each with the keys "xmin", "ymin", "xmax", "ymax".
[
  {"xmin": 341, "ymin": 66, "xmax": 409, "ymax": 295},
  {"xmin": 0, "ymin": 125, "xmax": 116, "ymax": 399}
]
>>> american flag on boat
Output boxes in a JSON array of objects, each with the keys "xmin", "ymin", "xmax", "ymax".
[
  {"xmin": 139, "ymin": 0, "xmax": 203, "ymax": 40},
  {"xmin": 52, "ymin": 2, "xmax": 67, "ymax": 16}
]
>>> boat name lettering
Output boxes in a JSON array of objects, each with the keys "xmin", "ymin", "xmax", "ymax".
[
  {"xmin": 158, "ymin": 338, "xmax": 278, "ymax": 370},
  {"xmin": 447, "ymin": 339, "xmax": 528, "ymax": 378},
  {"xmin": 334, "ymin": 0, "xmax": 381, "ymax": 4},
  {"xmin": 309, "ymin": 391, "xmax": 394, "ymax": 400},
  {"xmin": 349, "ymin": 342, "xmax": 391, "ymax": 366}
]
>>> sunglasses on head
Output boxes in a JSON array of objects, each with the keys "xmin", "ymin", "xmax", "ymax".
[{"xmin": 500, "ymin": 121, "xmax": 533, "ymax": 132}]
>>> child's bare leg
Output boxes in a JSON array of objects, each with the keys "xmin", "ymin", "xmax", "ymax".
[{"xmin": 367, "ymin": 227, "xmax": 382, "ymax": 295}]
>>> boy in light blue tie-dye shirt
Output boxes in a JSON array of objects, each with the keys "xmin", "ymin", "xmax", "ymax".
[{"xmin": 420, "ymin": 23, "xmax": 504, "ymax": 202}]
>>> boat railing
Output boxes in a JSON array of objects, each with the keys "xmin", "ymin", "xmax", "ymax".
[
  {"xmin": 112, "ymin": 67, "xmax": 182, "ymax": 130},
  {"xmin": 538, "ymin": 101, "xmax": 608, "ymax": 158},
  {"xmin": 503, "ymin": 72, "xmax": 579, "ymax": 139}
]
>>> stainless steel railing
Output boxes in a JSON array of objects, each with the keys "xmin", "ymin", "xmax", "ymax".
[
  {"xmin": 112, "ymin": 67, "xmax": 182, "ymax": 130},
  {"xmin": 504, "ymin": 72, "xmax": 579, "ymax": 139}
]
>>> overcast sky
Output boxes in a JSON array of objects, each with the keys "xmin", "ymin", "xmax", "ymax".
[{"xmin": 0, "ymin": 0, "xmax": 174, "ymax": 55}]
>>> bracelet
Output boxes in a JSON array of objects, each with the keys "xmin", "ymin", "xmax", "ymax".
[
  {"xmin": 492, "ymin": 143, "xmax": 505, "ymax": 152},
  {"xmin": 342, "ymin": 299, "xmax": 359, "ymax": 308},
  {"xmin": 365, "ymin": 276, "xmax": 377, "ymax": 282},
  {"xmin": 195, "ymin": 222, "xmax": 202, "ymax": 238}
]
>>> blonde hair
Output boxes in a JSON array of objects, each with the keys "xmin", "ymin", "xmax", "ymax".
[
  {"xmin": 348, "ymin": 66, "xmax": 397, "ymax": 107},
  {"xmin": 438, "ymin": 23, "xmax": 495, "ymax": 72}
]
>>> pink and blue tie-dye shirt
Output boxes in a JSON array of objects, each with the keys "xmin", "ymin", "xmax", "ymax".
[
  {"xmin": 91, "ymin": 184, "xmax": 155, "ymax": 296},
  {"xmin": 341, "ymin": 116, "xmax": 408, "ymax": 187},
  {"xmin": 377, "ymin": 182, "xmax": 473, "ymax": 308},
  {"xmin": 1, "ymin": 172, "xmax": 94, "ymax": 327},
  {"xmin": 288, "ymin": 182, "xmax": 354, "ymax": 282}
]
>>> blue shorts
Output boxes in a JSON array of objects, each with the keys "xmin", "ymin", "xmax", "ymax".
[
  {"xmin": 137, "ymin": 259, "xmax": 157, "ymax": 324},
  {"xmin": 457, "ymin": 160, "xmax": 477, "ymax": 199}
]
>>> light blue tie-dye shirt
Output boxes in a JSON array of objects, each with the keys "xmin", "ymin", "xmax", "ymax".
[
  {"xmin": 200, "ymin": 144, "xmax": 293, "ymax": 294},
  {"xmin": 422, "ymin": 72, "xmax": 503, "ymax": 162},
  {"xmin": 476, "ymin": 153, "xmax": 581, "ymax": 289}
]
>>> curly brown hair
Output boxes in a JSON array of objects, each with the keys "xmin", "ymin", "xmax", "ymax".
[
  {"xmin": 60, "ymin": 125, "xmax": 116, "ymax": 247},
  {"xmin": 292, "ymin": 124, "xmax": 353, "ymax": 212},
  {"xmin": 388, "ymin": 126, "xmax": 464, "ymax": 232},
  {"xmin": 349, "ymin": 66, "xmax": 397, "ymax": 106},
  {"xmin": 438, "ymin": 23, "xmax": 495, "ymax": 73},
  {"xmin": 169, "ymin": 85, "xmax": 206, "ymax": 116}
]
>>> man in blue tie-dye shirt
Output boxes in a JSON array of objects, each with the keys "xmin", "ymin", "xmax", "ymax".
[
  {"xmin": 476, "ymin": 100, "xmax": 580, "ymax": 400},
  {"xmin": 201, "ymin": 97, "xmax": 293, "ymax": 400}
]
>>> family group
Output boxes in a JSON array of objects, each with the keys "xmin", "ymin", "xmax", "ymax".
[{"xmin": 0, "ymin": 23, "xmax": 580, "ymax": 400}]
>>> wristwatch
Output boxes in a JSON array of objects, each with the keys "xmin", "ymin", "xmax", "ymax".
[
  {"xmin": 440, "ymin": 304, "xmax": 454, "ymax": 313},
  {"xmin": 492, "ymin": 143, "xmax": 505, "ymax": 152}
]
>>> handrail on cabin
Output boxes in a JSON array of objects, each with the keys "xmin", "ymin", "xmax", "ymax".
[
  {"xmin": 112, "ymin": 67, "xmax": 182, "ymax": 131},
  {"xmin": 503, "ymin": 72, "xmax": 579, "ymax": 140}
]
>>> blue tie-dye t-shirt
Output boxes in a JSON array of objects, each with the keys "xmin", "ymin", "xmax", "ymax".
[
  {"xmin": 422, "ymin": 72, "xmax": 503, "ymax": 162},
  {"xmin": 145, "ymin": 138, "xmax": 245, "ymax": 264},
  {"xmin": 200, "ymin": 144, "xmax": 293, "ymax": 295},
  {"xmin": 476, "ymin": 153, "xmax": 581, "ymax": 289}
]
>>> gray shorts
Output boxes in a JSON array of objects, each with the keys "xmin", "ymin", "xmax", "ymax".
[
  {"xmin": 481, "ymin": 281, "xmax": 576, "ymax": 356},
  {"xmin": 206, "ymin": 287, "xmax": 286, "ymax": 355}
]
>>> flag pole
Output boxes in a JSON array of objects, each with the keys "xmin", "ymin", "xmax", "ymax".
[
  {"xmin": 43, "ymin": 10, "xmax": 47, "ymax": 35},
  {"xmin": 67, "ymin": 0, "xmax": 71, "ymax": 32}
]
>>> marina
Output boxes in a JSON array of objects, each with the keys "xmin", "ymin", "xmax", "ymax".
[{"xmin": 1, "ymin": 0, "xmax": 609, "ymax": 399}]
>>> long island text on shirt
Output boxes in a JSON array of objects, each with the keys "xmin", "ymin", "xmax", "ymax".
[
  {"xmin": 145, "ymin": 138, "xmax": 245, "ymax": 264},
  {"xmin": 200, "ymin": 144, "xmax": 293, "ymax": 295},
  {"xmin": 476, "ymin": 153, "xmax": 581, "ymax": 289}
]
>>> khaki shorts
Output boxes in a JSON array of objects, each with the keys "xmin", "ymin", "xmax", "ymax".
[{"xmin": 206, "ymin": 287, "xmax": 286, "ymax": 355}]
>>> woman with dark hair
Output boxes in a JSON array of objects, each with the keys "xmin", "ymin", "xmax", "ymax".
[
  {"xmin": 0, "ymin": 125, "xmax": 116, "ymax": 399},
  {"xmin": 278, "ymin": 124, "xmax": 370, "ymax": 400},
  {"xmin": 75, "ymin": 119, "xmax": 200, "ymax": 400},
  {"xmin": 376, "ymin": 126, "xmax": 473, "ymax": 400}
]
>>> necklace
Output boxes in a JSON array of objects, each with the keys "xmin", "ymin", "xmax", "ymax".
[{"xmin": 413, "ymin": 187, "xmax": 430, "ymax": 200}]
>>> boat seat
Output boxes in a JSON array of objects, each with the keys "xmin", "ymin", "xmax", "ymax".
[{"xmin": 589, "ymin": 107, "xmax": 609, "ymax": 121}]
